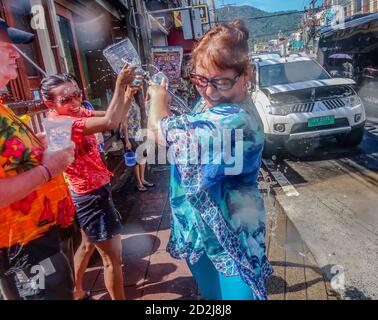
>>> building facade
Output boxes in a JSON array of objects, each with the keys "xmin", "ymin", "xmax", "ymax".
[
  {"xmin": 325, "ymin": 0, "xmax": 378, "ymax": 17},
  {"xmin": 0, "ymin": 0, "xmax": 139, "ymax": 119}
]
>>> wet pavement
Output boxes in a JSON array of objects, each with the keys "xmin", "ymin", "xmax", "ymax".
[
  {"xmin": 82, "ymin": 161, "xmax": 337, "ymax": 300},
  {"xmin": 263, "ymin": 128, "xmax": 378, "ymax": 300}
]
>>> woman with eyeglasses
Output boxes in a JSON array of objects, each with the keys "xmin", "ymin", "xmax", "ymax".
[
  {"xmin": 146, "ymin": 19, "xmax": 272, "ymax": 300},
  {"xmin": 40, "ymin": 65, "xmax": 143, "ymax": 300}
]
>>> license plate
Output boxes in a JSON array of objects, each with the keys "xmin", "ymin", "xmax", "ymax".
[{"xmin": 308, "ymin": 115, "xmax": 335, "ymax": 128}]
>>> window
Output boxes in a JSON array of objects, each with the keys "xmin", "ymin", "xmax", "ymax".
[
  {"xmin": 259, "ymin": 61, "xmax": 331, "ymax": 87},
  {"xmin": 355, "ymin": 0, "xmax": 362, "ymax": 13},
  {"xmin": 56, "ymin": 15, "xmax": 82, "ymax": 84}
]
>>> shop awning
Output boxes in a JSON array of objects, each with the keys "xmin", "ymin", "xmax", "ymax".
[{"xmin": 320, "ymin": 13, "xmax": 378, "ymax": 38}]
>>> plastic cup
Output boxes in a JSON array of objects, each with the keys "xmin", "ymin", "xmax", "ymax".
[
  {"xmin": 42, "ymin": 118, "xmax": 73, "ymax": 151},
  {"xmin": 151, "ymin": 71, "xmax": 169, "ymax": 87}
]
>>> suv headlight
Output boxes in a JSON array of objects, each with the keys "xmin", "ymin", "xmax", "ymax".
[
  {"xmin": 268, "ymin": 105, "xmax": 293, "ymax": 116},
  {"xmin": 345, "ymin": 95, "xmax": 362, "ymax": 107}
]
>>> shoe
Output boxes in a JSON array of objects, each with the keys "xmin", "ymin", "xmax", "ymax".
[
  {"xmin": 136, "ymin": 186, "xmax": 148, "ymax": 192},
  {"xmin": 142, "ymin": 182, "xmax": 155, "ymax": 188}
]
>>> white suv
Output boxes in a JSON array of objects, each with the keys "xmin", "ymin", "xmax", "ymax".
[{"xmin": 251, "ymin": 55, "xmax": 366, "ymax": 157}]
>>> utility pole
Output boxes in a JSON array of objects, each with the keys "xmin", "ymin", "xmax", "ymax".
[
  {"xmin": 133, "ymin": 0, "xmax": 151, "ymax": 130},
  {"xmin": 135, "ymin": 0, "xmax": 152, "ymax": 65},
  {"xmin": 305, "ymin": 0, "xmax": 318, "ymax": 54}
]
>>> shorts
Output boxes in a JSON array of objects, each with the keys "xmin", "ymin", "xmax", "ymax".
[{"xmin": 70, "ymin": 184, "xmax": 122, "ymax": 243}]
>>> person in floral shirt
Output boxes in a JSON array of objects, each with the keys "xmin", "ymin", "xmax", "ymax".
[{"xmin": 0, "ymin": 19, "xmax": 76, "ymax": 300}]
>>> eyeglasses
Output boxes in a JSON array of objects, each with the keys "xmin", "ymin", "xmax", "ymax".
[
  {"xmin": 55, "ymin": 90, "xmax": 82, "ymax": 104},
  {"xmin": 190, "ymin": 72, "xmax": 242, "ymax": 91}
]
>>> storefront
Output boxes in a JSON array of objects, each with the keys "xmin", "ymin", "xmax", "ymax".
[
  {"xmin": 0, "ymin": 0, "xmax": 134, "ymax": 115},
  {"xmin": 318, "ymin": 13, "xmax": 378, "ymax": 117}
]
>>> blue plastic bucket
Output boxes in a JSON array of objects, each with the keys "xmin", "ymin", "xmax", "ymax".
[{"xmin": 124, "ymin": 151, "xmax": 136, "ymax": 167}]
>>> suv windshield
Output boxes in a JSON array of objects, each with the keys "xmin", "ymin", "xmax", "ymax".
[{"xmin": 259, "ymin": 60, "xmax": 331, "ymax": 87}]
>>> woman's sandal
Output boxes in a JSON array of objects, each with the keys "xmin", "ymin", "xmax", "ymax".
[
  {"xmin": 136, "ymin": 186, "xmax": 148, "ymax": 192},
  {"xmin": 142, "ymin": 182, "xmax": 155, "ymax": 188}
]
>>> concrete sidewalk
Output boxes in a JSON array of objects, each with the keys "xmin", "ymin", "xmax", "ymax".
[{"xmin": 82, "ymin": 164, "xmax": 339, "ymax": 300}]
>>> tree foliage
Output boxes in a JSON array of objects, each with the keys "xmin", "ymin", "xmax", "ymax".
[{"xmin": 216, "ymin": 5, "xmax": 302, "ymax": 46}]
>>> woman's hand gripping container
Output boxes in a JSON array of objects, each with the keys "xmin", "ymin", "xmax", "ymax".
[{"xmin": 151, "ymin": 72, "xmax": 169, "ymax": 87}]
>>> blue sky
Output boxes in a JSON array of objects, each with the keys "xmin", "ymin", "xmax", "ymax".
[{"xmin": 216, "ymin": 0, "xmax": 321, "ymax": 12}]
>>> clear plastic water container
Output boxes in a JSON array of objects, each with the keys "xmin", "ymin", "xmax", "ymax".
[
  {"xmin": 103, "ymin": 38, "xmax": 141, "ymax": 74},
  {"xmin": 42, "ymin": 118, "xmax": 72, "ymax": 152}
]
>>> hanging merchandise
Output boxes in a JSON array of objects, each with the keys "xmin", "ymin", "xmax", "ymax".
[{"xmin": 151, "ymin": 46, "xmax": 184, "ymax": 88}]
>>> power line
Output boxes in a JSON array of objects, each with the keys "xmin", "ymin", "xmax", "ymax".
[
  {"xmin": 216, "ymin": 0, "xmax": 357, "ymax": 24},
  {"xmin": 210, "ymin": 0, "xmax": 362, "ymax": 45},
  {"xmin": 251, "ymin": 28, "xmax": 300, "ymax": 39},
  {"xmin": 216, "ymin": 10, "xmax": 306, "ymax": 23}
]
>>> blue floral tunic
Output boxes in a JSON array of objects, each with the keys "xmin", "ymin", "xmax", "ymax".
[{"xmin": 160, "ymin": 98, "xmax": 273, "ymax": 300}]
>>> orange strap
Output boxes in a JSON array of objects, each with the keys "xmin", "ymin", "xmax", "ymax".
[{"xmin": 0, "ymin": 164, "xmax": 5, "ymax": 179}]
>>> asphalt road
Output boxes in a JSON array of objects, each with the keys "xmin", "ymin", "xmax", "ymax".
[{"xmin": 263, "ymin": 118, "xmax": 378, "ymax": 300}]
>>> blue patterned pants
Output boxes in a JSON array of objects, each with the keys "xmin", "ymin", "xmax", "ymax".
[{"xmin": 187, "ymin": 253, "xmax": 258, "ymax": 300}]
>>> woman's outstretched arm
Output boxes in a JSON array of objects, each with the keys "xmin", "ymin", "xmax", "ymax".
[
  {"xmin": 146, "ymin": 79, "xmax": 171, "ymax": 146},
  {"xmin": 83, "ymin": 64, "xmax": 143, "ymax": 135}
]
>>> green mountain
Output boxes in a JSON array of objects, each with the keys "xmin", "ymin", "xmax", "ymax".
[{"xmin": 216, "ymin": 5, "xmax": 302, "ymax": 46}]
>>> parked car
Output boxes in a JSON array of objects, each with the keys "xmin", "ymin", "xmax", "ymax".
[{"xmin": 250, "ymin": 55, "xmax": 366, "ymax": 157}]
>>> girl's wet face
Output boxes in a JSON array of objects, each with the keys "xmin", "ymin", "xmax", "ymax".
[
  {"xmin": 194, "ymin": 61, "xmax": 248, "ymax": 108},
  {"xmin": 49, "ymin": 82, "xmax": 83, "ymax": 116}
]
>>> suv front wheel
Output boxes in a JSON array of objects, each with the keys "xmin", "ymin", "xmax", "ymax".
[{"xmin": 336, "ymin": 127, "xmax": 364, "ymax": 148}]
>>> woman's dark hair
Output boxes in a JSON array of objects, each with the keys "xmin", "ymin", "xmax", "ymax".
[
  {"xmin": 40, "ymin": 73, "xmax": 78, "ymax": 101},
  {"xmin": 192, "ymin": 19, "xmax": 250, "ymax": 75}
]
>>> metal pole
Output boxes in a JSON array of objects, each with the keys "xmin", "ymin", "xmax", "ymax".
[
  {"xmin": 135, "ymin": 0, "xmax": 151, "ymax": 65},
  {"xmin": 13, "ymin": 45, "xmax": 47, "ymax": 77},
  {"xmin": 146, "ymin": 6, "xmax": 194, "ymax": 15}
]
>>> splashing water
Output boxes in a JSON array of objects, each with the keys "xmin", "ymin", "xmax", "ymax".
[
  {"xmin": 259, "ymin": 168, "xmax": 278, "ymax": 239},
  {"xmin": 140, "ymin": 64, "xmax": 192, "ymax": 115}
]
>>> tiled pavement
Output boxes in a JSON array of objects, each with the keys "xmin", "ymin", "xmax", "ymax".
[{"xmin": 82, "ymin": 164, "xmax": 340, "ymax": 300}]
